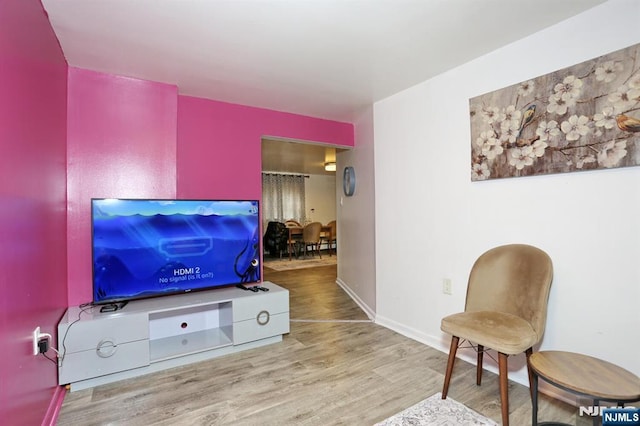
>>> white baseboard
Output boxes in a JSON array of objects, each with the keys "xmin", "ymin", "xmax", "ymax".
[
  {"xmin": 334, "ymin": 282, "xmax": 583, "ymax": 409},
  {"xmin": 335, "ymin": 278, "xmax": 376, "ymax": 321},
  {"xmin": 371, "ymin": 314, "xmax": 581, "ymax": 408}
]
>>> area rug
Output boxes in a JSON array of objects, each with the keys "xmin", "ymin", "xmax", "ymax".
[
  {"xmin": 263, "ymin": 255, "xmax": 336, "ymax": 271},
  {"xmin": 375, "ymin": 392, "xmax": 497, "ymax": 426}
]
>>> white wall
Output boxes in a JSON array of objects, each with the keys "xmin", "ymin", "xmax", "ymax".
[
  {"xmin": 305, "ymin": 174, "xmax": 336, "ymax": 226},
  {"xmin": 373, "ymin": 0, "xmax": 640, "ymax": 389},
  {"xmin": 336, "ymin": 105, "xmax": 377, "ymax": 318}
]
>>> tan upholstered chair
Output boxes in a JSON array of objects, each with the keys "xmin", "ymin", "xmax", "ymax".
[
  {"xmin": 299, "ymin": 222, "xmax": 322, "ymax": 258},
  {"xmin": 284, "ymin": 220, "xmax": 303, "ymax": 258},
  {"xmin": 440, "ymin": 244, "xmax": 553, "ymax": 426},
  {"xmin": 322, "ymin": 220, "xmax": 337, "ymax": 256},
  {"xmin": 284, "ymin": 219, "xmax": 302, "ymax": 228}
]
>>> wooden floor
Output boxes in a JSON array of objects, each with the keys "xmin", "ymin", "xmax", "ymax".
[{"xmin": 57, "ymin": 264, "xmax": 577, "ymax": 425}]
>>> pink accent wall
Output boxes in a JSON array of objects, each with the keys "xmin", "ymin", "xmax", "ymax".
[
  {"xmin": 177, "ymin": 96, "xmax": 354, "ymax": 200},
  {"xmin": 66, "ymin": 68, "xmax": 178, "ymax": 306},
  {"xmin": 65, "ymin": 75, "xmax": 353, "ymax": 307},
  {"xmin": 0, "ymin": 0, "xmax": 68, "ymax": 424}
]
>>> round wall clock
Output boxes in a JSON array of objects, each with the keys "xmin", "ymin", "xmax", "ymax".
[{"xmin": 343, "ymin": 166, "xmax": 356, "ymax": 197}]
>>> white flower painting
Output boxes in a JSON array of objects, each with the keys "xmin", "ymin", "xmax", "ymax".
[{"xmin": 470, "ymin": 43, "xmax": 640, "ymax": 181}]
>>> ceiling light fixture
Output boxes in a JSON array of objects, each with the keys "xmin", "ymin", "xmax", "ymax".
[{"xmin": 324, "ymin": 161, "xmax": 336, "ymax": 172}]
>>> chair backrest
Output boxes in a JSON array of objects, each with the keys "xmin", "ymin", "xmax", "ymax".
[
  {"xmin": 263, "ymin": 221, "xmax": 288, "ymax": 251},
  {"xmin": 302, "ymin": 222, "xmax": 322, "ymax": 243},
  {"xmin": 285, "ymin": 220, "xmax": 302, "ymax": 228},
  {"xmin": 465, "ymin": 244, "xmax": 553, "ymax": 339},
  {"xmin": 327, "ymin": 220, "xmax": 337, "ymax": 239},
  {"xmin": 273, "ymin": 221, "xmax": 288, "ymax": 243}
]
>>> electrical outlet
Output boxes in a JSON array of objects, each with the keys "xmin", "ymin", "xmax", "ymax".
[
  {"xmin": 33, "ymin": 326, "xmax": 41, "ymax": 355},
  {"xmin": 442, "ymin": 278, "xmax": 452, "ymax": 295},
  {"xmin": 38, "ymin": 337, "xmax": 50, "ymax": 354}
]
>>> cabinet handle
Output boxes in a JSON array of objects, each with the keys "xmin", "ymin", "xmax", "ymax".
[
  {"xmin": 96, "ymin": 339, "xmax": 117, "ymax": 358},
  {"xmin": 256, "ymin": 310, "xmax": 270, "ymax": 326}
]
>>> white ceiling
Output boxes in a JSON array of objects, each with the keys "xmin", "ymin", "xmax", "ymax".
[
  {"xmin": 42, "ymin": 0, "xmax": 604, "ymax": 123},
  {"xmin": 262, "ymin": 138, "xmax": 342, "ymax": 176},
  {"xmin": 41, "ymin": 0, "xmax": 604, "ymax": 174}
]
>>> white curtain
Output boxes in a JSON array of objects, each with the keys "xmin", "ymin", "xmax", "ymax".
[{"xmin": 262, "ymin": 173, "xmax": 306, "ymax": 228}]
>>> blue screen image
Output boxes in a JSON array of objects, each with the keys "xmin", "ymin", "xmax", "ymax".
[{"xmin": 92, "ymin": 199, "xmax": 260, "ymax": 304}]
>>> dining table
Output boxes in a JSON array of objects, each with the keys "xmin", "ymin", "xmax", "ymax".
[{"xmin": 286, "ymin": 225, "xmax": 332, "ymax": 260}]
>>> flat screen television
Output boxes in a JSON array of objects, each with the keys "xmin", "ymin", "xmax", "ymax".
[{"xmin": 91, "ymin": 198, "xmax": 261, "ymax": 305}]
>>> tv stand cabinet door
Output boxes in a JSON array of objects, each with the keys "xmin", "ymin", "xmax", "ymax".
[
  {"xmin": 59, "ymin": 340, "xmax": 149, "ymax": 385},
  {"xmin": 58, "ymin": 312, "xmax": 149, "ymax": 385},
  {"xmin": 232, "ymin": 290, "xmax": 289, "ymax": 345},
  {"xmin": 59, "ymin": 313, "xmax": 149, "ymax": 353}
]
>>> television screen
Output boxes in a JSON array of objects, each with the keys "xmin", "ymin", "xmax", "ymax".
[{"xmin": 91, "ymin": 199, "xmax": 261, "ymax": 304}]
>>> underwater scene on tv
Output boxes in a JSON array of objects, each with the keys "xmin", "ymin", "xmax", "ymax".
[{"xmin": 92, "ymin": 199, "xmax": 260, "ymax": 304}]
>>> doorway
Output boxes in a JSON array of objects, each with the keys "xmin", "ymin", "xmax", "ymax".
[{"xmin": 261, "ymin": 137, "xmax": 343, "ymax": 260}]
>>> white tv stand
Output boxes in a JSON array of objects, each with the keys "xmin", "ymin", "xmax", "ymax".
[{"xmin": 58, "ymin": 281, "xmax": 289, "ymax": 391}]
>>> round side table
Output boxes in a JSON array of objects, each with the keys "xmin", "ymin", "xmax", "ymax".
[{"xmin": 529, "ymin": 351, "xmax": 640, "ymax": 426}]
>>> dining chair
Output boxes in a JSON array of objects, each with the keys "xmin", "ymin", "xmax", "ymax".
[
  {"xmin": 298, "ymin": 222, "xmax": 322, "ymax": 258},
  {"xmin": 262, "ymin": 221, "xmax": 288, "ymax": 258},
  {"xmin": 440, "ymin": 244, "xmax": 553, "ymax": 426},
  {"xmin": 284, "ymin": 220, "xmax": 303, "ymax": 259},
  {"xmin": 284, "ymin": 219, "xmax": 302, "ymax": 228},
  {"xmin": 322, "ymin": 220, "xmax": 337, "ymax": 256}
]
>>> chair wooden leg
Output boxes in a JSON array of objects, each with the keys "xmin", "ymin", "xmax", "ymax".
[
  {"xmin": 476, "ymin": 344, "xmax": 484, "ymax": 386},
  {"xmin": 442, "ymin": 336, "xmax": 459, "ymax": 399},
  {"xmin": 498, "ymin": 352, "xmax": 510, "ymax": 426},
  {"xmin": 525, "ymin": 347, "xmax": 534, "ymax": 401}
]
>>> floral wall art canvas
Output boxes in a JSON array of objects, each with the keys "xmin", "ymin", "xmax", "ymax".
[{"xmin": 470, "ymin": 43, "xmax": 640, "ymax": 181}]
